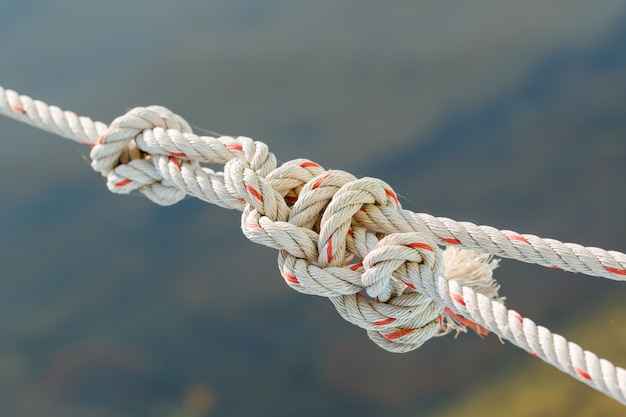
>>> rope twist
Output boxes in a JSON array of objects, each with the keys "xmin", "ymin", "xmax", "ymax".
[{"xmin": 2, "ymin": 85, "xmax": 626, "ymax": 404}]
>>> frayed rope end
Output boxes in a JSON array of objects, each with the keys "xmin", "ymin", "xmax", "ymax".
[{"xmin": 437, "ymin": 246, "xmax": 503, "ymax": 337}]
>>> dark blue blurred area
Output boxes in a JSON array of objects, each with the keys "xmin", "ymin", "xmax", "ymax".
[{"xmin": 1, "ymin": 2, "xmax": 626, "ymax": 416}]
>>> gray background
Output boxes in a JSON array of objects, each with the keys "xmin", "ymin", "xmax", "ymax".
[{"xmin": 1, "ymin": 1, "xmax": 626, "ymax": 416}]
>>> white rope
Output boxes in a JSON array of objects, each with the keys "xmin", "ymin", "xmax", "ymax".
[{"xmin": 2, "ymin": 85, "xmax": 626, "ymax": 404}]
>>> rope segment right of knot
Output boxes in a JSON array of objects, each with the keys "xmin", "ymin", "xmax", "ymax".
[{"xmin": 89, "ymin": 105, "xmax": 502, "ymax": 353}]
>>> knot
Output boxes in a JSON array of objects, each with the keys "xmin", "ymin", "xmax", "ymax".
[
  {"xmin": 362, "ymin": 232, "xmax": 443, "ymax": 302},
  {"xmin": 331, "ymin": 291, "xmax": 443, "ymax": 353},
  {"xmin": 296, "ymin": 172, "xmax": 402, "ymax": 268},
  {"xmin": 334, "ymin": 232, "xmax": 444, "ymax": 353},
  {"xmin": 90, "ymin": 106, "xmax": 192, "ymax": 205},
  {"xmin": 239, "ymin": 166, "xmax": 446, "ymax": 352},
  {"xmin": 243, "ymin": 170, "xmax": 404, "ymax": 297},
  {"xmin": 87, "ymin": 107, "xmax": 499, "ymax": 353}
]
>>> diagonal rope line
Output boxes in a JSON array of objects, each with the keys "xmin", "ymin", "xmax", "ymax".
[{"xmin": 1, "ymin": 85, "xmax": 626, "ymax": 404}]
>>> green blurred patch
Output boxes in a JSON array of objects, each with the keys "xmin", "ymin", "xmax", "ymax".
[{"xmin": 429, "ymin": 291, "xmax": 626, "ymax": 417}]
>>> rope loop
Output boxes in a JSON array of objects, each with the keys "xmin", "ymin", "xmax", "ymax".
[
  {"xmin": 3, "ymin": 88, "xmax": 626, "ymax": 404},
  {"xmin": 90, "ymin": 106, "xmax": 192, "ymax": 205},
  {"xmin": 331, "ymin": 291, "xmax": 443, "ymax": 353},
  {"xmin": 362, "ymin": 232, "xmax": 443, "ymax": 301},
  {"xmin": 317, "ymin": 176, "xmax": 401, "ymax": 267}
]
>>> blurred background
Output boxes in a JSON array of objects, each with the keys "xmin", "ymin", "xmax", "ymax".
[{"xmin": 1, "ymin": 1, "xmax": 626, "ymax": 416}]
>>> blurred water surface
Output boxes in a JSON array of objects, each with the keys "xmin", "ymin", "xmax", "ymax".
[{"xmin": 1, "ymin": 2, "xmax": 626, "ymax": 416}]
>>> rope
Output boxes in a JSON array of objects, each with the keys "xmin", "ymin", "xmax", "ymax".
[{"xmin": 2, "ymin": 85, "xmax": 626, "ymax": 404}]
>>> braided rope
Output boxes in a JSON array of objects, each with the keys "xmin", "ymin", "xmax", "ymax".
[{"xmin": 2, "ymin": 85, "xmax": 626, "ymax": 404}]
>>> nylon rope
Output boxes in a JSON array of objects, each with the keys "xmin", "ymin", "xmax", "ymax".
[{"xmin": 2, "ymin": 85, "xmax": 626, "ymax": 404}]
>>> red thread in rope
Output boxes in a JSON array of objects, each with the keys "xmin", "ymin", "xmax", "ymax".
[
  {"xmin": 10, "ymin": 105, "xmax": 26, "ymax": 114},
  {"xmin": 225, "ymin": 143, "xmax": 243, "ymax": 151},
  {"xmin": 451, "ymin": 292, "xmax": 466, "ymax": 306},
  {"xmin": 326, "ymin": 236, "xmax": 333, "ymax": 262},
  {"xmin": 444, "ymin": 307, "xmax": 489, "ymax": 336},
  {"xmin": 373, "ymin": 318, "xmax": 396, "ymax": 326},
  {"xmin": 245, "ymin": 183, "xmax": 264, "ymax": 202},
  {"xmin": 384, "ymin": 188, "xmax": 399, "ymax": 205},
  {"xmin": 605, "ymin": 266, "xmax": 626, "ymax": 276},
  {"xmin": 406, "ymin": 242, "xmax": 433, "ymax": 251},
  {"xmin": 508, "ymin": 235, "xmax": 530, "ymax": 244},
  {"xmin": 401, "ymin": 280, "xmax": 416, "ymax": 290},
  {"xmin": 574, "ymin": 367, "xmax": 592, "ymax": 380},
  {"xmin": 114, "ymin": 178, "xmax": 132, "ymax": 187},
  {"xmin": 284, "ymin": 272, "xmax": 299, "ymax": 284},
  {"xmin": 311, "ymin": 172, "xmax": 331, "ymax": 190},
  {"xmin": 169, "ymin": 157, "xmax": 181, "ymax": 169},
  {"xmin": 349, "ymin": 262, "xmax": 363, "ymax": 271},
  {"xmin": 383, "ymin": 328, "xmax": 414, "ymax": 340},
  {"xmin": 167, "ymin": 151, "xmax": 186, "ymax": 158},
  {"xmin": 439, "ymin": 237, "xmax": 461, "ymax": 245}
]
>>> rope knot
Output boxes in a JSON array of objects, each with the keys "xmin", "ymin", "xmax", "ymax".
[
  {"xmin": 88, "ymin": 108, "xmax": 502, "ymax": 353},
  {"xmin": 362, "ymin": 232, "xmax": 443, "ymax": 302},
  {"xmin": 4, "ymin": 85, "xmax": 626, "ymax": 403},
  {"xmin": 90, "ymin": 106, "xmax": 192, "ymax": 205}
]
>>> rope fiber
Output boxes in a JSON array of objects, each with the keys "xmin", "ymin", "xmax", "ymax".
[{"xmin": 2, "ymin": 85, "xmax": 626, "ymax": 404}]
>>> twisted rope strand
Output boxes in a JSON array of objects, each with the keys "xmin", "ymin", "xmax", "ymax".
[{"xmin": 2, "ymin": 85, "xmax": 626, "ymax": 404}]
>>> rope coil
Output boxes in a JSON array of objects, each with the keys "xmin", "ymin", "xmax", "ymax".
[{"xmin": 2, "ymin": 85, "xmax": 626, "ymax": 403}]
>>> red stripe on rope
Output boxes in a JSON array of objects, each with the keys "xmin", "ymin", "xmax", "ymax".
[
  {"xmin": 226, "ymin": 143, "xmax": 243, "ymax": 151},
  {"xmin": 312, "ymin": 172, "xmax": 331, "ymax": 190},
  {"xmin": 384, "ymin": 188, "xmax": 399, "ymax": 205},
  {"xmin": 451, "ymin": 293, "xmax": 466, "ymax": 306},
  {"xmin": 373, "ymin": 318, "xmax": 396, "ymax": 326},
  {"xmin": 167, "ymin": 151, "xmax": 186, "ymax": 158},
  {"xmin": 114, "ymin": 178, "xmax": 132, "ymax": 187},
  {"xmin": 10, "ymin": 105, "xmax": 26, "ymax": 114},
  {"xmin": 511, "ymin": 311, "xmax": 523, "ymax": 324},
  {"xmin": 439, "ymin": 237, "xmax": 461, "ymax": 245},
  {"xmin": 300, "ymin": 161, "xmax": 320, "ymax": 168},
  {"xmin": 574, "ymin": 367, "xmax": 592, "ymax": 380},
  {"xmin": 444, "ymin": 307, "xmax": 489, "ymax": 336},
  {"xmin": 508, "ymin": 234, "xmax": 530, "ymax": 244},
  {"xmin": 245, "ymin": 183, "xmax": 264, "ymax": 202},
  {"xmin": 326, "ymin": 236, "xmax": 333, "ymax": 262},
  {"xmin": 383, "ymin": 328, "xmax": 413, "ymax": 340},
  {"xmin": 284, "ymin": 272, "xmax": 299, "ymax": 284},
  {"xmin": 406, "ymin": 242, "xmax": 433, "ymax": 251},
  {"xmin": 349, "ymin": 262, "xmax": 363, "ymax": 271},
  {"xmin": 169, "ymin": 157, "xmax": 181, "ymax": 169},
  {"xmin": 605, "ymin": 266, "xmax": 626, "ymax": 276},
  {"xmin": 401, "ymin": 280, "xmax": 416, "ymax": 289}
]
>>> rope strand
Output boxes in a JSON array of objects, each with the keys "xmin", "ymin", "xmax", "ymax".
[{"xmin": 1, "ymin": 85, "xmax": 625, "ymax": 404}]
